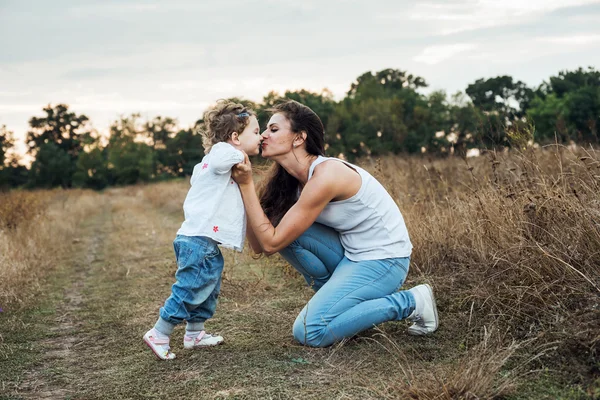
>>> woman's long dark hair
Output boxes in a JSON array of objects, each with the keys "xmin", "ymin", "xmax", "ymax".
[{"xmin": 259, "ymin": 100, "xmax": 325, "ymax": 226}]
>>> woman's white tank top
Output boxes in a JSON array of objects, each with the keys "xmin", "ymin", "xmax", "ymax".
[{"xmin": 308, "ymin": 156, "xmax": 412, "ymax": 261}]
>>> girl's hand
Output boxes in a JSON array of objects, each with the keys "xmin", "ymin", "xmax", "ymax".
[{"xmin": 232, "ymin": 151, "xmax": 253, "ymax": 185}]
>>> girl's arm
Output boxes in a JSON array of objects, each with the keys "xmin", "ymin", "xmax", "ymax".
[
  {"xmin": 234, "ymin": 159, "xmax": 339, "ymax": 255},
  {"xmin": 210, "ymin": 143, "xmax": 245, "ymax": 174}
]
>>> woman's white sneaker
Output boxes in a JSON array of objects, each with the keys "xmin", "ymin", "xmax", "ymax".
[
  {"xmin": 407, "ymin": 284, "xmax": 439, "ymax": 335},
  {"xmin": 183, "ymin": 331, "xmax": 224, "ymax": 349}
]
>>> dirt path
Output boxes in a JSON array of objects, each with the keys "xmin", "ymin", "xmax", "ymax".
[{"xmin": 16, "ymin": 206, "xmax": 110, "ymax": 399}]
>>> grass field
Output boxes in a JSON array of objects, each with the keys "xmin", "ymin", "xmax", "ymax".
[{"xmin": 1, "ymin": 145, "xmax": 599, "ymax": 399}]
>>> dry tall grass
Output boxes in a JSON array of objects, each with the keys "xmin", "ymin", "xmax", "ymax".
[
  {"xmin": 0, "ymin": 189, "xmax": 100, "ymax": 307},
  {"xmin": 364, "ymin": 145, "xmax": 600, "ymax": 396},
  {"xmin": 362, "ymin": 326, "xmax": 526, "ymax": 399}
]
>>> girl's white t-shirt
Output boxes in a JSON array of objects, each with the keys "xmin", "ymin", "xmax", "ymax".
[{"xmin": 177, "ymin": 142, "xmax": 246, "ymax": 251}]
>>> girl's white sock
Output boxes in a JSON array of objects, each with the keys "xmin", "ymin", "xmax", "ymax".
[
  {"xmin": 153, "ymin": 327, "xmax": 170, "ymax": 340},
  {"xmin": 185, "ymin": 330, "xmax": 202, "ymax": 339},
  {"xmin": 185, "ymin": 321, "xmax": 205, "ymax": 335}
]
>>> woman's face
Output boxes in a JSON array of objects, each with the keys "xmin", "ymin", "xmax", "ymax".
[{"xmin": 260, "ymin": 113, "xmax": 295, "ymax": 158}]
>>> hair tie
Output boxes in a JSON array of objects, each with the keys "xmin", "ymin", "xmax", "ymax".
[{"xmin": 237, "ymin": 112, "xmax": 250, "ymax": 118}]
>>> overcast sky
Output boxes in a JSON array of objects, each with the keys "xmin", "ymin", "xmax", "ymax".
[{"xmin": 1, "ymin": 0, "xmax": 600, "ymax": 154}]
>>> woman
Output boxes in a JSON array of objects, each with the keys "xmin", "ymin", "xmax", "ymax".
[{"xmin": 232, "ymin": 100, "xmax": 438, "ymax": 347}]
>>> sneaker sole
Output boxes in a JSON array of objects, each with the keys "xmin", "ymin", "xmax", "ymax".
[
  {"xmin": 144, "ymin": 336, "xmax": 175, "ymax": 360},
  {"xmin": 425, "ymin": 283, "xmax": 439, "ymax": 332},
  {"xmin": 183, "ymin": 340, "xmax": 225, "ymax": 350}
]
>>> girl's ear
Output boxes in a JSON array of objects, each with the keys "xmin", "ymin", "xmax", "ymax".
[{"xmin": 231, "ymin": 132, "xmax": 240, "ymax": 145}]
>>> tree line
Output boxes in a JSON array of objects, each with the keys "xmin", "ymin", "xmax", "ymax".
[{"xmin": 0, "ymin": 66, "xmax": 598, "ymax": 190}]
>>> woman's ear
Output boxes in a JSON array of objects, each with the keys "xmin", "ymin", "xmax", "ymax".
[{"xmin": 293, "ymin": 131, "xmax": 307, "ymax": 148}]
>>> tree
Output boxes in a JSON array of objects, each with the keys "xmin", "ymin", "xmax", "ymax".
[
  {"xmin": 26, "ymin": 104, "xmax": 93, "ymax": 187},
  {"xmin": 529, "ymin": 67, "xmax": 600, "ymax": 143},
  {"xmin": 143, "ymin": 116, "xmax": 178, "ymax": 177},
  {"xmin": 163, "ymin": 127, "xmax": 204, "ymax": 177},
  {"xmin": 107, "ymin": 140, "xmax": 153, "ymax": 185},
  {"xmin": 27, "ymin": 104, "xmax": 92, "ymax": 159},
  {"xmin": 527, "ymin": 94, "xmax": 568, "ymax": 142},
  {"xmin": 5, "ymin": 163, "xmax": 28, "ymax": 188},
  {"xmin": 328, "ymin": 97, "xmax": 406, "ymax": 159},
  {"xmin": 466, "ymin": 76, "xmax": 534, "ymax": 119},
  {"xmin": 28, "ymin": 143, "xmax": 72, "ymax": 188},
  {"xmin": 0, "ymin": 127, "xmax": 27, "ymax": 188},
  {"xmin": 108, "ymin": 113, "xmax": 144, "ymax": 142},
  {"xmin": 332, "ymin": 69, "xmax": 433, "ymax": 158},
  {"xmin": 0, "ymin": 125, "xmax": 15, "ymax": 188},
  {"xmin": 283, "ymin": 89, "xmax": 336, "ymax": 130},
  {"xmin": 106, "ymin": 115, "xmax": 154, "ymax": 185},
  {"xmin": 0, "ymin": 125, "xmax": 14, "ymax": 168},
  {"xmin": 564, "ymin": 86, "xmax": 599, "ymax": 142},
  {"xmin": 348, "ymin": 69, "xmax": 427, "ymax": 101},
  {"xmin": 73, "ymin": 147, "xmax": 110, "ymax": 190},
  {"xmin": 546, "ymin": 67, "xmax": 600, "ymax": 98}
]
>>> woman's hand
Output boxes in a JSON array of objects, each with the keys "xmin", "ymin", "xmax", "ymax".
[{"xmin": 232, "ymin": 151, "xmax": 253, "ymax": 186}]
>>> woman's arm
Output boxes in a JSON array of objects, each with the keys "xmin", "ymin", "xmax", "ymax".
[
  {"xmin": 233, "ymin": 159, "xmax": 339, "ymax": 255},
  {"xmin": 237, "ymin": 179, "xmax": 335, "ymax": 254},
  {"xmin": 245, "ymin": 216, "xmax": 264, "ymax": 254}
]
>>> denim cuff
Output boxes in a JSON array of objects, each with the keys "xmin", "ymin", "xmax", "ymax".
[
  {"xmin": 154, "ymin": 317, "xmax": 176, "ymax": 336},
  {"xmin": 403, "ymin": 291, "xmax": 417, "ymax": 320},
  {"xmin": 186, "ymin": 321, "xmax": 205, "ymax": 332}
]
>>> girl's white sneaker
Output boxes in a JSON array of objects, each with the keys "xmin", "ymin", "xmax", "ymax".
[
  {"xmin": 143, "ymin": 328, "xmax": 176, "ymax": 360},
  {"xmin": 183, "ymin": 331, "xmax": 224, "ymax": 349}
]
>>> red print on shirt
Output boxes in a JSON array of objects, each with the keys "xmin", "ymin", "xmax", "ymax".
[
  {"xmin": 213, "ymin": 226, "xmax": 219, "ymax": 232},
  {"xmin": 202, "ymin": 163, "xmax": 208, "ymax": 169}
]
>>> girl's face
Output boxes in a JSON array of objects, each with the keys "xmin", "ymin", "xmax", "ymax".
[
  {"xmin": 260, "ymin": 113, "xmax": 296, "ymax": 158},
  {"xmin": 237, "ymin": 116, "xmax": 262, "ymax": 156}
]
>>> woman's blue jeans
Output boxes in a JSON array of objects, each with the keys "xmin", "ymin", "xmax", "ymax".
[{"xmin": 279, "ymin": 223, "xmax": 416, "ymax": 347}]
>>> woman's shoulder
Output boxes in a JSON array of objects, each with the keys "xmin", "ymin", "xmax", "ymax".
[
  {"xmin": 312, "ymin": 157, "xmax": 341, "ymax": 173},
  {"xmin": 311, "ymin": 158, "xmax": 362, "ymax": 187},
  {"xmin": 312, "ymin": 158, "xmax": 358, "ymax": 177}
]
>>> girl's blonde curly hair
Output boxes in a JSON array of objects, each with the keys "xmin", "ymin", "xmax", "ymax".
[{"xmin": 200, "ymin": 100, "xmax": 255, "ymax": 152}]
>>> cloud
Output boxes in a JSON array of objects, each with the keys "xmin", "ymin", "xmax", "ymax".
[
  {"xmin": 0, "ymin": 90, "xmax": 32, "ymax": 98},
  {"xmin": 67, "ymin": 2, "xmax": 161, "ymax": 18},
  {"xmin": 413, "ymin": 43, "xmax": 477, "ymax": 65},
  {"xmin": 0, "ymin": 104, "xmax": 41, "ymax": 113},
  {"xmin": 70, "ymin": 98, "xmax": 211, "ymax": 112},
  {"xmin": 405, "ymin": 0, "xmax": 600, "ymax": 35},
  {"xmin": 538, "ymin": 34, "xmax": 600, "ymax": 45}
]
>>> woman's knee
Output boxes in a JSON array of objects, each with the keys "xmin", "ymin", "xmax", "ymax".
[
  {"xmin": 292, "ymin": 314, "xmax": 334, "ymax": 348},
  {"xmin": 282, "ymin": 223, "xmax": 341, "ymax": 253}
]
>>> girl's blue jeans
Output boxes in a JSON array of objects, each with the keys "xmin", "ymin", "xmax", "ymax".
[
  {"xmin": 157, "ymin": 235, "xmax": 223, "ymax": 334},
  {"xmin": 279, "ymin": 223, "xmax": 416, "ymax": 347}
]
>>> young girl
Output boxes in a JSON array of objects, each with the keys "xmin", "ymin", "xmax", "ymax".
[{"xmin": 144, "ymin": 100, "xmax": 262, "ymax": 360}]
